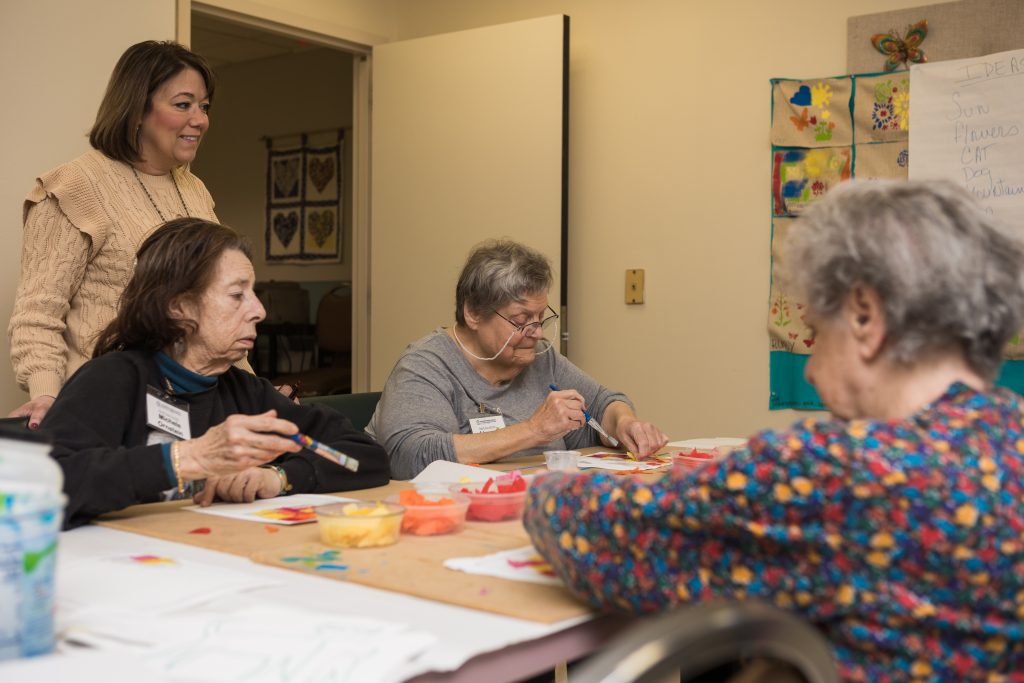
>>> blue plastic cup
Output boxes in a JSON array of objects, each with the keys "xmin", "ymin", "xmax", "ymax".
[{"xmin": 0, "ymin": 485, "xmax": 66, "ymax": 660}]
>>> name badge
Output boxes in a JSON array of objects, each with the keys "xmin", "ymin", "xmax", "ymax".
[
  {"xmin": 469, "ymin": 415, "xmax": 506, "ymax": 433},
  {"xmin": 146, "ymin": 386, "xmax": 191, "ymax": 440}
]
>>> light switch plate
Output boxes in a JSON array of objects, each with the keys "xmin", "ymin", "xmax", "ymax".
[{"xmin": 625, "ymin": 269, "xmax": 644, "ymax": 304}]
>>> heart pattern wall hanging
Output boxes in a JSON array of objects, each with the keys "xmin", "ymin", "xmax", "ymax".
[{"xmin": 265, "ymin": 131, "xmax": 344, "ymax": 263}]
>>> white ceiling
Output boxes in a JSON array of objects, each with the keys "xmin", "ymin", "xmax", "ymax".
[{"xmin": 191, "ymin": 14, "xmax": 318, "ymax": 69}]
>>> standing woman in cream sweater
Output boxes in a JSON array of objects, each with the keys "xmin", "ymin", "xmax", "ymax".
[{"xmin": 8, "ymin": 41, "xmax": 220, "ymax": 427}]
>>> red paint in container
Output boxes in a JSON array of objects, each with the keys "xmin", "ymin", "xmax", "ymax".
[
  {"xmin": 672, "ymin": 449, "xmax": 722, "ymax": 472},
  {"xmin": 453, "ymin": 471, "xmax": 528, "ymax": 521}
]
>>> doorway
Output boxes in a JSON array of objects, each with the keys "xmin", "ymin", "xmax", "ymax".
[{"xmin": 189, "ymin": 12, "xmax": 368, "ymax": 395}]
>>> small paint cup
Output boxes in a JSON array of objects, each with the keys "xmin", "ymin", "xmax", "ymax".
[
  {"xmin": 543, "ymin": 450, "xmax": 580, "ymax": 471},
  {"xmin": 316, "ymin": 501, "xmax": 404, "ymax": 548}
]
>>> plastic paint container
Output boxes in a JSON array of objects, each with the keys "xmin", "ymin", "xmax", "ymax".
[
  {"xmin": 543, "ymin": 450, "xmax": 580, "ymax": 471},
  {"xmin": 672, "ymin": 449, "xmax": 723, "ymax": 473},
  {"xmin": 316, "ymin": 501, "xmax": 404, "ymax": 548},
  {"xmin": 388, "ymin": 490, "xmax": 470, "ymax": 536}
]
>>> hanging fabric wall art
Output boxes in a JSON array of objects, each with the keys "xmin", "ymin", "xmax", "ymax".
[
  {"xmin": 768, "ymin": 70, "xmax": 1024, "ymax": 409},
  {"xmin": 265, "ymin": 131, "xmax": 343, "ymax": 263},
  {"xmin": 769, "ymin": 72, "xmax": 907, "ymax": 410}
]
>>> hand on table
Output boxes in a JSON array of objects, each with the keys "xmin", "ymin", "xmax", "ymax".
[
  {"xmin": 178, "ymin": 410, "xmax": 301, "ymax": 480},
  {"xmin": 527, "ymin": 389, "xmax": 586, "ymax": 444},
  {"xmin": 9, "ymin": 395, "xmax": 55, "ymax": 428},
  {"xmin": 615, "ymin": 418, "xmax": 669, "ymax": 459},
  {"xmin": 193, "ymin": 467, "xmax": 282, "ymax": 506}
]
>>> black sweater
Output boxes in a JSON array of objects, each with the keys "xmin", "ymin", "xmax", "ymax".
[{"xmin": 42, "ymin": 350, "xmax": 390, "ymax": 528}]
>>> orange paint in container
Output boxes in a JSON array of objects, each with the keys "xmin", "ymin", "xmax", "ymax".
[{"xmin": 388, "ymin": 489, "xmax": 470, "ymax": 536}]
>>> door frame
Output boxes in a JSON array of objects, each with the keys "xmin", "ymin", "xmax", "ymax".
[{"xmin": 182, "ymin": 0, "xmax": 376, "ymax": 391}]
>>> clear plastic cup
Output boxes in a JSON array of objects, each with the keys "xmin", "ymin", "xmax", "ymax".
[{"xmin": 543, "ymin": 450, "xmax": 580, "ymax": 471}]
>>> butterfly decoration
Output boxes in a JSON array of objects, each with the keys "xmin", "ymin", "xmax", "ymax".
[
  {"xmin": 790, "ymin": 107, "xmax": 810, "ymax": 131},
  {"xmin": 871, "ymin": 20, "xmax": 928, "ymax": 72}
]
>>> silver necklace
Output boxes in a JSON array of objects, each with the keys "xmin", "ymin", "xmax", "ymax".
[{"xmin": 132, "ymin": 166, "xmax": 190, "ymax": 221}]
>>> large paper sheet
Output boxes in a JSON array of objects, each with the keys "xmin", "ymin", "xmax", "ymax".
[
  {"xmin": 145, "ymin": 606, "xmax": 436, "ymax": 683},
  {"xmin": 57, "ymin": 554, "xmax": 281, "ymax": 615},
  {"xmin": 410, "ymin": 460, "xmax": 504, "ymax": 485},
  {"xmin": 182, "ymin": 494, "xmax": 350, "ymax": 525},
  {"xmin": 910, "ymin": 48, "xmax": 1024, "ymax": 226}
]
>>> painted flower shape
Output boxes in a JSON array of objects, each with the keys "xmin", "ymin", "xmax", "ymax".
[
  {"xmin": 811, "ymin": 82, "xmax": 832, "ymax": 108},
  {"xmin": 893, "ymin": 90, "xmax": 910, "ymax": 130}
]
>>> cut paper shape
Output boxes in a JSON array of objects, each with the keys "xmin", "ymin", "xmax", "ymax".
[
  {"xmin": 772, "ymin": 147, "xmax": 852, "ymax": 216},
  {"xmin": 281, "ymin": 548, "xmax": 348, "ymax": 572},
  {"xmin": 130, "ymin": 555, "xmax": 176, "ymax": 565},
  {"xmin": 188, "ymin": 527, "xmax": 211, "ymax": 535},
  {"xmin": 444, "ymin": 546, "xmax": 563, "ymax": 586},
  {"xmin": 184, "ymin": 493, "xmax": 349, "ymax": 525}
]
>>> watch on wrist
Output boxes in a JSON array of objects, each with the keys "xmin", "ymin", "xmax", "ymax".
[{"xmin": 263, "ymin": 464, "xmax": 292, "ymax": 495}]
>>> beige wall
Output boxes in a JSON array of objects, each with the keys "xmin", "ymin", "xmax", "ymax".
[
  {"xmin": 0, "ymin": 0, "xmax": 942, "ymax": 439},
  {"xmin": 381, "ymin": 0, "xmax": 929, "ymax": 439},
  {"xmin": 0, "ymin": 0, "xmax": 175, "ymax": 412},
  {"xmin": 190, "ymin": 48, "xmax": 355, "ymax": 282}
]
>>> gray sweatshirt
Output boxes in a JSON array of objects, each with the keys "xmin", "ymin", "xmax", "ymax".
[{"xmin": 367, "ymin": 329, "xmax": 632, "ymax": 479}]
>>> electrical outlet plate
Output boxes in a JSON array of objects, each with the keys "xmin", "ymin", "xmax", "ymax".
[{"xmin": 625, "ymin": 269, "xmax": 644, "ymax": 304}]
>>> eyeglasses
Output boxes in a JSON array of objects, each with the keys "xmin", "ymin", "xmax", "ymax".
[{"xmin": 492, "ymin": 305, "xmax": 559, "ymax": 336}]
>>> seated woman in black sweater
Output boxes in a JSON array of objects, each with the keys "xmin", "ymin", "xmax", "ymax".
[{"xmin": 41, "ymin": 217, "xmax": 389, "ymax": 528}]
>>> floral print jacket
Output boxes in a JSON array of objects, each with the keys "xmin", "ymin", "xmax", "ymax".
[{"xmin": 524, "ymin": 383, "xmax": 1024, "ymax": 681}]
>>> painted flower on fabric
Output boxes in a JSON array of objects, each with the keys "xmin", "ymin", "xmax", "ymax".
[
  {"xmin": 893, "ymin": 89, "xmax": 910, "ymax": 130},
  {"xmin": 811, "ymin": 82, "xmax": 832, "ymax": 108},
  {"xmin": 812, "ymin": 180, "xmax": 826, "ymax": 196},
  {"xmin": 872, "ymin": 102, "xmax": 895, "ymax": 130}
]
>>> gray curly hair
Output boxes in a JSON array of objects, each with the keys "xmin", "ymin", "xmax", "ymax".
[
  {"xmin": 455, "ymin": 239, "xmax": 552, "ymax": 324},
  {"xmin": 779, "ymin": 179, "xmax": 1024, "ymax": 380}
]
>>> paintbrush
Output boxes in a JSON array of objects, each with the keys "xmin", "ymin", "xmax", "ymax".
[
  {"xmin": 289, "ymin": 433, "xmax": 360, "ymax": 472},
  {"xmin": 548, "ymin": 384, "xmax": 620, "ymax": 447}
]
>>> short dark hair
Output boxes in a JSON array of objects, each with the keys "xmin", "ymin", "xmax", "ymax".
[
  {"xmin": 89, "ymin": 41, "xmax": 216, "ymax": 164},
  {"xmin": 455, "ymin": 239, "xmax": 552, "ymax": 324},
  {"xmin": 93, "ymin": 218, "xmax": 252, "ymax": 356}
]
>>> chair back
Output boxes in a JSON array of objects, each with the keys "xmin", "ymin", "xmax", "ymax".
[
  {"xmin": 315, "ymin": 287, "xmax": 351, "ymax": 354},
  {"xmin": 302, "ymin": 392, "xmax": 381, "ymax": 432},
  {"xmin": 570, "ymin": 601, "xmax": 839, "ymax": 683}
]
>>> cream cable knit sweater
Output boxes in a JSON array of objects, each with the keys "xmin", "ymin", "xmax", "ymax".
[{"xmin": 8, "ymin": 150, "xmax": 217, "ymax": 399}]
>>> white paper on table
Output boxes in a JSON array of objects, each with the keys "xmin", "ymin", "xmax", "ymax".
[
  {"xmin": 57, "ymin": 554, "xmax": 281, "ymax": 615},
  {"xmin": 143, "ymin": 605, "xmax": 438, "ymax": 683},
  {"xmin": 410, "ymin": 460, "xmax": 503, "ymax": 485},
  {"xmin": 444, "ymin": 545, "xmax": 563, "ymax": 586},
  {"xmin": 666, "ymin": 437, "xmax": 747, "ymax": 451},
  {"xmin": 182, "ymin": 493, "xmax": 351, "ymax": 525},
  {"xmin": 576, "ymin": 451, "xmax": 668, "ymax": 471}
]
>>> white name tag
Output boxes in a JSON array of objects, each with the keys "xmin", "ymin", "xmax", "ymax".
[
  {"xmin": 146, "ymin": 386, "xmax": 191, "ymax": 440},
  {"xmin": 469, "ymin": 415, "xmax": 506, "ymax": 433}
]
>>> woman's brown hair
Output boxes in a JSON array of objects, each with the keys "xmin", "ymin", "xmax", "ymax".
[
  {"xmin": 89, "ymin": 41, "xmax": 216, "ymax": 164},
  {"xmin": 93, "ymin": 218, "xmax": 252, "ymax": 356}
]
